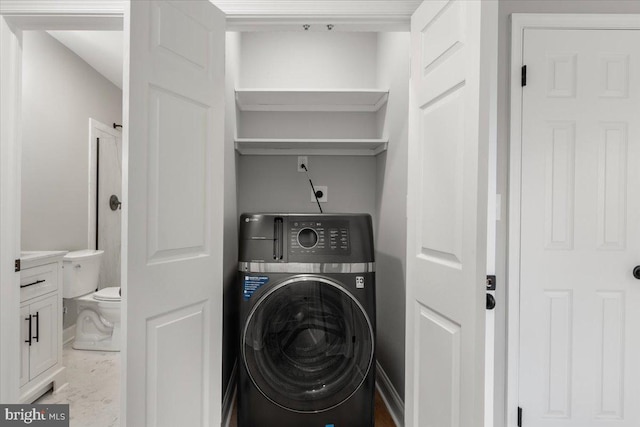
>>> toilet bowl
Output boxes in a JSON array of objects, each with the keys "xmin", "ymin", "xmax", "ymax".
[
  {"xmin": 74, "ymin": 287, "xmax": 121, "ymax": 351},
  {"xmin": 63, "ymin": 250, "xmax": 121, "ymax": 352}
]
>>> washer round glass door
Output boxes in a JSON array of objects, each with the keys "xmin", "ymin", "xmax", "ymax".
[{"xmin": 243, "ymin": 276, "xmax": 374, "ymax": 413}]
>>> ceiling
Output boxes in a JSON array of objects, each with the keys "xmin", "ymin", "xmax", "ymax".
[{"xmin": 48, "ymin": 30, "xmax": 123, "ymax": 89}]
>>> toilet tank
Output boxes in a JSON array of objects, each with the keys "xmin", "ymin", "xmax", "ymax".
[{"xmin": 63, "ymin": 249, "xmax": 104, "ymax": 298}]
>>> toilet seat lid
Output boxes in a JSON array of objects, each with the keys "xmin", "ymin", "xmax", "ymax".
[{"xmin": 94, "ymin": 287, "xmax": 121, "ymax": 301}]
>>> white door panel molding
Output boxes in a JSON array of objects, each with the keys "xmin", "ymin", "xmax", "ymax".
[
  {"xmin": 405, "ymin": 1, "xmax": 497, "ymax": 426},
  {"xmin": 508, "ymin": 13, "xmax": 640, "ymax": 427},
  {"xmin": 123, "ymin": 1, "xmax": 225, "ymax": 425}
]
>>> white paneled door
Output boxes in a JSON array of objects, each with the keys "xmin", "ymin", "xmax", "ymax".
[
  {"xmin": 123, "ymin": 1, "xmax": 225, "ymax": 426},
  {"xmin": 519, "ymin": 29, "xmax": 640, "ymax": 427},
  {"xmin": 405, "ymin": 1, "xmax": 496, "ymax": 426}
]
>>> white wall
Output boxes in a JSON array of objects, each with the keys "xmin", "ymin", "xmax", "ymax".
[
  {"xmin": 238, "ymin": 111, "xmax": 379, "ymax": 139},
  {"xmin": 236, "ymin": 32, "xmax": 380, "ymax": 217},
  {"xmin": 374, "ymin": 32, "xmax": 410, "ymax": 403},
  {"xmin": 237, "ymin": 155, "xmax": 377, "ymax": 215},
  {"xmin": 495, "ymin": 2, "xmax": 640, "ymax": 427},
  {"xmin": 21, "ymin": 31, "xmax": 122, "ymax": 251},
  {"xmin": 222, "ymin": 32, "xmax": 240, "ymax": 405},
  {"xmin": 240, "ymin": 32, "xmax": 377, "ymax": 88}
]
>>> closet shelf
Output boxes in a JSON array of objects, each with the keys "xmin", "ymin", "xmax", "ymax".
[
  {"xmin": 234, "ymin": 138, "xmax": 388, "ymax": 156},
  {"xmin": 235, "ymin": 89, "xmax": 389, "ymax": 112}
]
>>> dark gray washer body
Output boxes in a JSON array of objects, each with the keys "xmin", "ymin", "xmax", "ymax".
[{"xmin": 238, "ymin": 213, "xmax": 376, "ymax": 427}]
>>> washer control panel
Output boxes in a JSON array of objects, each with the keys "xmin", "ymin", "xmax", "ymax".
[
  {"xmin": 289, "ymin": 220, "xmax": 350, "ymax": 255},
  {"xmin": 239, "ymin": 214, "xmax": 373, "ymax": 263}
]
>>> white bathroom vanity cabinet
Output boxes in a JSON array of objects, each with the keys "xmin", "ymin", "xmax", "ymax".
[{"xmin": 18, "ymin": 251, "xmax": 67, "ymax": 403}]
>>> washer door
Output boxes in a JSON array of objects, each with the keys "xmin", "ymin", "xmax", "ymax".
[{"xmin": 243, "ymin": 276, "xmax": 374, "ymax": 413}]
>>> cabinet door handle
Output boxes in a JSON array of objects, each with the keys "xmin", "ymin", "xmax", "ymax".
[
  {"xmin": 25, "ymin": 315, "xmax": 32, "ymax": 346},
  {"xmin": 20, "ymin": 279, "xmax": 45, "ymax": 289},
  {"xmin": 33, "ymin": 312, "xmax": 39, "ymax": 343}
]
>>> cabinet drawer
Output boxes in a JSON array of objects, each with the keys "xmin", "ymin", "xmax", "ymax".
[{"xmin": 20, "ymin": 263, "xmax": 58, "ymax": 302}]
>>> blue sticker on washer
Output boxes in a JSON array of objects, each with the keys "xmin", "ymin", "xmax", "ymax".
[{"xmin": 243, "ymin": 275, "xmax": 269, "ymax": 300}]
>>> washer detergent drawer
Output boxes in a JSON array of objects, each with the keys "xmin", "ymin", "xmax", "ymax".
[
  {"xmin": 241, "ymin": 214, "xmax": 286, "ymax": 262},
  {"xmin": 20, "ymin": 263, "xmax": 58, "ymax": 302}
]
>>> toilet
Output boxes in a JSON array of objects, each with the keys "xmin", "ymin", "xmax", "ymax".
[{"xmin": 63, "ymin": 249, "xmax": 121, "ymax": 352}]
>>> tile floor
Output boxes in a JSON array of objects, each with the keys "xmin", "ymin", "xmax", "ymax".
[{"xmin": 36, "ymin": 342, "xmax": 120, "ymax": 427}]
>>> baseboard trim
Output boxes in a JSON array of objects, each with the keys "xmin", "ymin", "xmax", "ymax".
[
  {"xmin": 62, "ymin": 325, "xmax": 75, "ymax": 345},
  {"xmin": 375, "ymin": 361, "xmax": 404, "ymax": 427},
  {"xmin": 222, "ymin": 361, "xmax": 237, "ymax": 427}
]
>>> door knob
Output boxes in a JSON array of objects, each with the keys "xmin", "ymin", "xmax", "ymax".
[
  {"xmin": 109, "ymin": 195, "xmax": 122, "ymax": 211},
  {"xmin": 633, "ymin": 266, "xmax": 640, "ymax": 280},
  {"xmin": 486, "ymin": 294, "xmax": 496, "ymax": 310}
]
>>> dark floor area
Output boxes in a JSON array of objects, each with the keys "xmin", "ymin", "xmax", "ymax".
[{"xmin": 228, "ymin": 389, "xmax": 397, "ymax": 427}]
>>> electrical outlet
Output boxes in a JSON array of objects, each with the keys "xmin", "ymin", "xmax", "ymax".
[
  {"xmin": 297, "ymin": 156, "xmax": 308, "ymax": 172},
  {"xmin": 311, "ymin": 186, "xmax": 328, "ymax": 203}
]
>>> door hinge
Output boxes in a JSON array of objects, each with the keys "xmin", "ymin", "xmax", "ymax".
[
  {"xmin": 486, "ymin": 275, "xmax": 496, "ymax": 291},
  {"xmin": 521, "ymin": 65, "xmax": 527, "ymax": 87},
  {"xmin": 15, "ymin": 259, "xmax": 20, "ymax": 272},
  {"xmin": 517, "ymin": 407, "xmax": 523, "ymax": 427}
]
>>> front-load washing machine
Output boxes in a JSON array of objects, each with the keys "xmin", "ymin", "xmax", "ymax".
[{"xmin": 238, "ymin": 213, "xmax": 376, "ymax": 427}]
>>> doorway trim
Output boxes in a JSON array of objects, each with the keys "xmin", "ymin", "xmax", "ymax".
[
  {"xmin": 88, "ymin": 118, "xmax": 122, "ymax": 250},
  {"xmin": 0, "ymin": 0, "xmax": 417, "ymax": 31},
  {"xmin": 0, "ymin": 0, "xmax": 420, "ymax": 412},
  {"xmin": 507, "ymin": 12, "xmax": 640, "ymax": 427}
]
